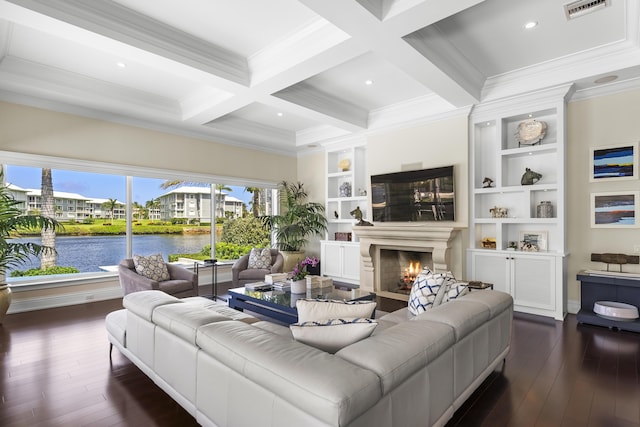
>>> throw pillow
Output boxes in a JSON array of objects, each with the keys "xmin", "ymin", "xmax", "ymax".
[
  {"xmin": 445, "ymin": 281, "xmax": 470, "ymax": 302},
  {"xmin": 407, "ymin": 268, "xmax": 456, "ymax": 315},
  {"xmin": 296, "ymin": 299, "xmax": 377, "ymax": 323},
  {"xmin": 247, "ymin": 248, "xmax": 272, "ymax": 269},
  {"xmin": 132, "ymin": 253, "xmax": 170, "ymax": 282},
  {"xmin": 290, "ymin": 318, "xmax": 377, "ymax": 353}
]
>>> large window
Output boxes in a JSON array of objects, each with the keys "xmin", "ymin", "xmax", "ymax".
[{"xmin": 3, "ymin": 162, "xmax": 274, "ymax": 281}]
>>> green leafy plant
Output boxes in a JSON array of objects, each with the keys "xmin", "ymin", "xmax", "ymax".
[
  {"xmin": 261, "ymin": 181, "xmax": 327, "ymax": 252},
  {"xmin": 11, "ymin": 266, "xmax": 79, "ymax": 277},
  {"xmin": 0, "ymin": 170, "xmax": 63, "ymax": 276},
  {"xmin": 220, "ymin": 216, "xmax": 270, "ymax": 247}
]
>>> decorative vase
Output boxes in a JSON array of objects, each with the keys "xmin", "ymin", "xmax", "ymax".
[
  {"xmin": 290, "ymin": 279, "xmax": 306, "ymax": 294},
  {"xmin": 537, "ymin": 201, "xmax": 553, "ymax": 218},
  {"xmin": 280, "ymin": 251, "xmax": 305, "ymax": 274},
  {"xmin": 0, "ymin": 284, "xmax": 12, "ymax": 324}
]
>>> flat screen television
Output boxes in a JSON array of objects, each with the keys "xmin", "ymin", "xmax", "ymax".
[{"xmin": 370, "ymin": 165, "xmax": 455, "ymax": 222}]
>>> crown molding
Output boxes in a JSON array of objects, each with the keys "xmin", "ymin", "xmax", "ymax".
[{"xmin": 6, "ymin": 0, "xmax": 250, "ymax": 85}]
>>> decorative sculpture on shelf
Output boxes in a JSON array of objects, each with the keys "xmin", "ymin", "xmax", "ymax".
[
  {"xmin": 350, "ymin": 206, "xmax": 373, "ymax": 226},
  {"xmin": 482, "ymin": 177, "xmax": 494, "ymax": 188},
  {"xmin": 521, "ymin": 168, "xmax": 542, "ymax": 185}
]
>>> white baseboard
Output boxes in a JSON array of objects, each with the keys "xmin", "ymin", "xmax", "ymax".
[
  {"xmin": 8, "ymin": 286, "xmax": 123, "ymax": 314},
  {"xmin": 567, "ymin": 299, "xmax": 580, "ymax": 315}
]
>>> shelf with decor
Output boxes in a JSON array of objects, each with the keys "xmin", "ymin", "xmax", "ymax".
[
  {"xmin": 322, "ymin": 143, "xmax": 367, "ymax": 283},
  {"xmin": 324, "ymin": 144, "xmax": 367, "ymax": 242},
  {"xmin": 467, "ymin": 84, "xmax": 571, "ymax": 320}
]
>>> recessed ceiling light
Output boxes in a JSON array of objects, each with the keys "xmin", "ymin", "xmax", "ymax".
[
  {"xmin": 116, "ymin": 62, "xmax": 126, "ymax": 68},
  {"xmin": 594, "ymin": 75, "xmax": 618, "ymax": 84},
  {"xmin": 524, "ymin": 21, "xmax": 538, "ymax": 29},
  {"xmin": 365, "ymin": 79, "xmax": 373, "ymax": 86},
  {"xmin": 277, "ymin": 112, "xmax": 283, "ymax": 117}
]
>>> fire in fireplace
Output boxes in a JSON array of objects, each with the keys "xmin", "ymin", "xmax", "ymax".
[
  {"xmin": 398, "ymin": 260, "xmax": 422, "ymax": 293},
  {"xmin": 379, "ymin": 248, "xmax": 432, "ymax": 295}
]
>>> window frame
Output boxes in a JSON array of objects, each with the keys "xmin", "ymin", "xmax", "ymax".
[{"xmin": 1, "ymin": 150, "xmax": 278, "ymax": 288}]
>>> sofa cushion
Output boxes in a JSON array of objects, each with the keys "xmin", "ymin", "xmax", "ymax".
[
  {"xmin": 181, "ymin": 297, "xmax": 260, "ymax": 323},
  {"xmin": 379, "ymin": 307, "xmax": 415, "ymax": 324},
  {"xmin": 133, "ymin": 253, "xmax": 170, "ymax": 281},
  {"xmin": 407, "ymin": 269, "xmax": 453, "ymax": 315},
  {"xmin": 296, "ymin": 298, "xmax": 376, "ymax": 323},
  {"xmin": 196, "ymin": 321, "xmax": 381, "ymax": 426},
  {"xmin": 105, "ymin": 309, "xmax": 127, "ymax": 347},
  {"xmin": 454, "ymin": 290, "xmax": 513, "ymax": 318},
  {"xmin": 123, "ymin": 290, "xmax": 180, "ymax": 321},
  {"xmin": 248, "ymin": 247, "xmax": 272, "ymax": 269},
  {"xmin": 415, "ymin": 299, "xmax": 490, "ymax": 342},
  {"xmin": 290, "ymin": 318, "xmax": 377, "ymax": 353},
  {"xmin": 153, "ymin": 303, "xmax": 231, "ymax": 345},
  {"xmin": 336, "ymin": 320, "xmax": 455, "ymax": 395}
]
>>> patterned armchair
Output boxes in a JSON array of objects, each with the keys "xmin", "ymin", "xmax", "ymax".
[
  {"xmin": 231, "ymin": 248, "xmax": 284, "ymax": 288},
  {"xmin": 118, "ymin": 255, "xmax": 198, "ymax": 298}
]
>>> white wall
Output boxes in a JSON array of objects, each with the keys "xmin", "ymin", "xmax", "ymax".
[
  {"xmin": 0, "ymin": 101, "xmax": 296, "ymax": 183},
  {"xmin": 363, "ymin": 113, "xmax": 470, "ymax": 279},
  {"xmin": 567, "ymin": 89, "xmax": 640, "ymax": 304}
]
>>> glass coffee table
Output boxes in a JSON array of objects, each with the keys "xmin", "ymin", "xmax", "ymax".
[{"xmin": 227, "ymin": 285, "xmax": 376, "ymax": 324}]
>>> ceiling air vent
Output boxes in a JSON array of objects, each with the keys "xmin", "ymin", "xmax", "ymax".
[{"xmin": 564, "ymin": 0, "xmax": 611, "ymax": 20}]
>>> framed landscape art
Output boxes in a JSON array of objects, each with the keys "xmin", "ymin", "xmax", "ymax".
[
  {"xmin": 591, "ymin": 191, "xmax": 639, "ymax": 228},
  {"xmin": 590, "ymin": 142, "xmax": 638, "ymax": 182}
]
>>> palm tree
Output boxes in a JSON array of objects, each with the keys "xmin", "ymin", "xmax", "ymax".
[
  {"xmin": 0, "ymin": 169, "xmax": 61, "ymax": 277},
  {"xmin": 102, "ymin": 198, "xmax": 119, "ymax": 220},
  {"xmin": 244, "ymin": 187, "xmax": 262, "ymax": 217},
  {"xmin": 261, "ymin": 181, "xmax": 327, "ymax": 252},
  {"xmin": 145, "ymin": 198, "xmax": 160, "ymax": 220},
  {"xmin": 215, "ymin": 184, "xmax": 231, "ymax": 219},
  {"xmin": 40, "ymin": 168, "xmax": 56, "ymax": 269},
  {"xmin": 132, "ymin": 201, "xmax": 143, "ymax": 220}
]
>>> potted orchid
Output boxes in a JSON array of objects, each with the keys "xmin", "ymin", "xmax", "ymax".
[
  {"xmin": 290, "ymin": 256, "xmax": 319, "ymax": 281},
  {"xmin": 289, "ymin": 256, "xmax": 319, "ymax": 293}
]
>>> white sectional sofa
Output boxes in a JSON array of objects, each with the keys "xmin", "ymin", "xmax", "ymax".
[{"xmin": 105, "ymin": 289, "xmax": 513, "ymax": 427}]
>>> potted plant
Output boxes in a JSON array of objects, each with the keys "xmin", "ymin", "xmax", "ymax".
[
  {"xmin": 261, "ymin": 181, "xmax": 327, "ymax": 272},
  {"xmin": 0, "ymin": 170, "xmax": 61, "ymax": 323}
]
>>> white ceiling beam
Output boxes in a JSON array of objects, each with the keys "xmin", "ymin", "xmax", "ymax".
[{"xmin": 299, "ymin": 0, "xmax": 481, "ymax": 107}]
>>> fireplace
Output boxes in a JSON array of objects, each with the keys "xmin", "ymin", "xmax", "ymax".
[
  {"xmin": 354, "ymin": 225, "xmax": 460, "ymax": 301},
  {"xmin": 379, "ymin": 248, "xmax": 432, "ymax": 295}
]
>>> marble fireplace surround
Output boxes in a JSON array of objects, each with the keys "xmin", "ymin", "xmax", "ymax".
[{"xmin": 354, "ymin": 224, "xmax": 461, "ymax": 298}]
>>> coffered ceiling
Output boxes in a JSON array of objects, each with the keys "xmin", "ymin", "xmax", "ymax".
[{"xmin": 1, "ymin": 0, "xmax": 639, "ymax": 155}]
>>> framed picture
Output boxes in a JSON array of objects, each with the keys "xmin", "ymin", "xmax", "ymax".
[
  {"xmin": 519, "ymin": 231, "xmax": 547, "ymax": 252},
  {"xmin": 591, "ymin": 191, "xmax": 639, "ymax": 228},
  {"xmin": 590, "ymin": 142, "xmax": 638, "ymax": 182}
]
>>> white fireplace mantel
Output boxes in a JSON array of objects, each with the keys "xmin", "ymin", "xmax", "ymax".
[{"xmin": 354, "ymin": 224, "xmax": 462, "ymax": 297}]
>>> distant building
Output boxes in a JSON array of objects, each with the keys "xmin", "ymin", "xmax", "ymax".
[
  {"xmin": 6, "ymin": 183, "xmax": 247, "ymax": 222},
  {"xmin": 156, "ymin": 186, "xmax": 246, "ymax": 222},
  {"xmin": 6, "ymin": 183, "xmax": 125, "ymax": 220}
]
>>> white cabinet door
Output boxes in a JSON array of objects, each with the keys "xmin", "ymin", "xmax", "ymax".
[
  {"xmin": 321, "ymin": 241, "xmax": 360, "ymax": 283},
  {"xmin": 469, "ymin": 251, "xmax": 510, "ymax": 294},
  {"xmin": 341, "ymin": 243, "xmax": 360, "ymax": 281},
  {"xmin": 512, "ymin": 254, "xmax": 555, "ymax": 311},
  {"xmin": 321, "ymin": 241, "xmax": 342, "ymax": 277},
  {"xmin": 469, "ymin": 249, "xmax": 561, "ymax": 319}
]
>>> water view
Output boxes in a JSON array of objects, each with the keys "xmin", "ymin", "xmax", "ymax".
[{"xmin": 9, "ymin": 234, "xmax": 212, "ymax": 274}]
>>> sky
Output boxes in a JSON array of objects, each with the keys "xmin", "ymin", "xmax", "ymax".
[{"xmin": 5, "ymin": 165, "xmax": 253, "ymax": 205}]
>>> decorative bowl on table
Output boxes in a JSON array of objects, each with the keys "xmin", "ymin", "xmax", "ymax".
[{"xmin": 593, "ymin": 301, "xmax": 639, "ymax": 321}]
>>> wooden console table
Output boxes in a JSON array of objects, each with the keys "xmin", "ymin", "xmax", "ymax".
[{"xmin": 576, "ymin": 271, "xmax": 640, "ymax": 332}]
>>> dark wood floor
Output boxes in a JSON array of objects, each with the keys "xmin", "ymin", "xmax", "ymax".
[{"xmin": 0, "ymin": 299, "xmax": 638, "ymax": 427}]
